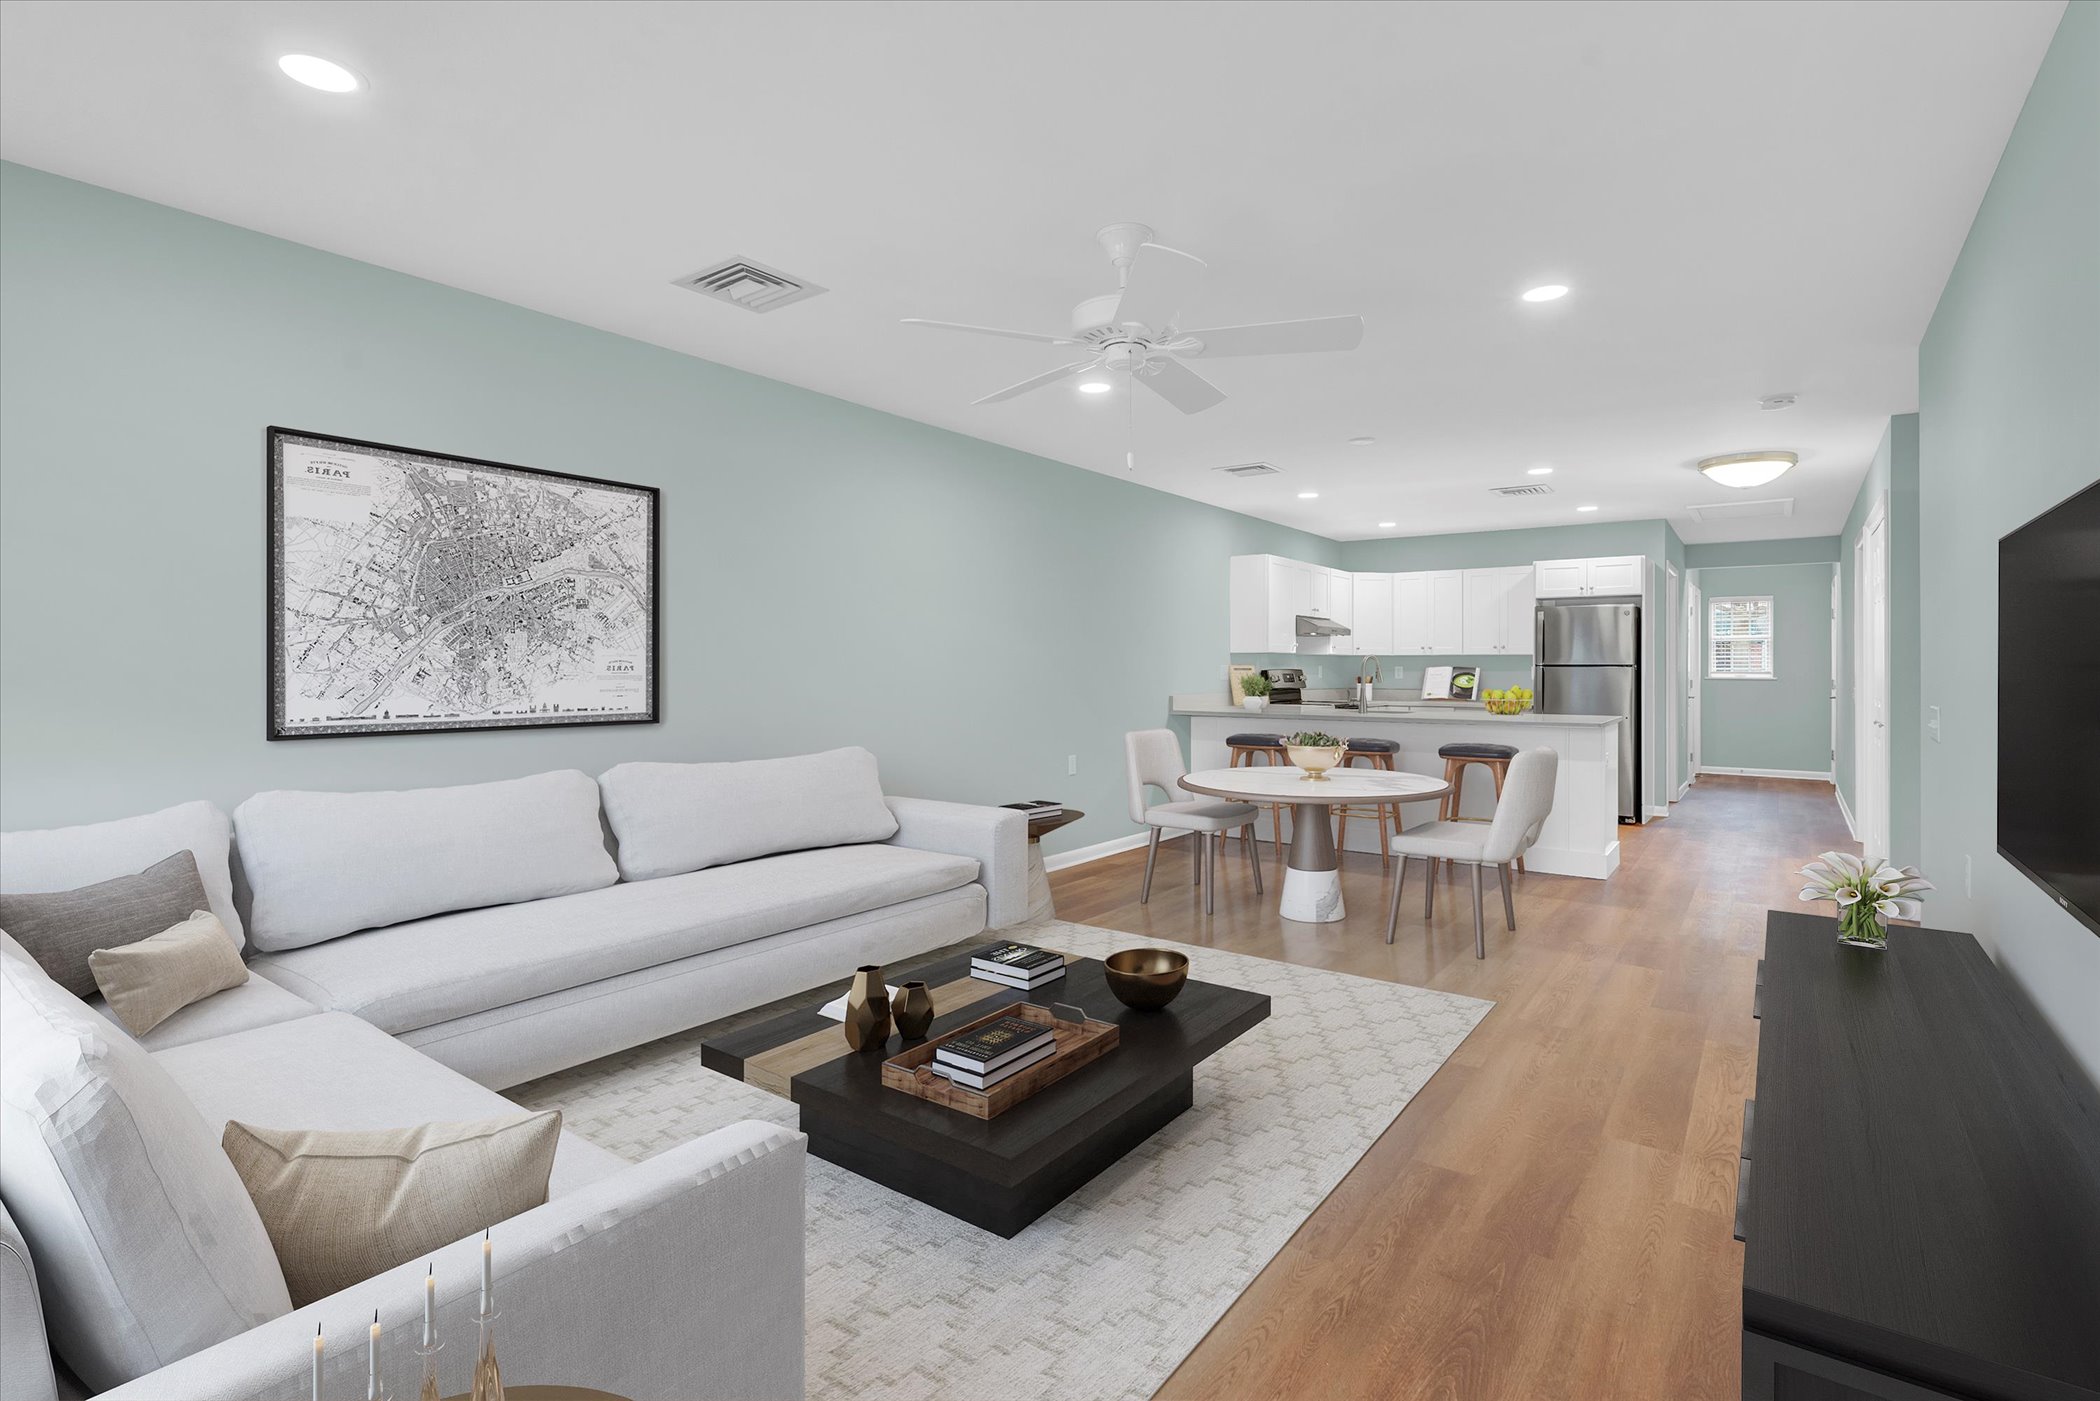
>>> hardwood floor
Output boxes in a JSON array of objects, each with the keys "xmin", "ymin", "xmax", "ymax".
[{"xmin": 1048, "ymin": 774, "xmax": 1853, "ymax": 1401}]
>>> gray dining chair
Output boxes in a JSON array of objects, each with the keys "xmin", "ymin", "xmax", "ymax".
[
  {"xmin": 1385, "ymin": 746, "xmax": 1557, "ymax": 956},
  {"xmin": 1124, "ymin": 728, "xmax": 1263, "ymax": 913}
]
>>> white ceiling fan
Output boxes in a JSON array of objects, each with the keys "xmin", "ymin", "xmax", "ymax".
[{"xmin": 902, "ymin": 222, "xmax": 1365, "ymax": 415}]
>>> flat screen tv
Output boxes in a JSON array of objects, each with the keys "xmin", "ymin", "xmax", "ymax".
[{"xmin": 1998, "ymin": 478, "xmax": 2100, "ymax": 935}]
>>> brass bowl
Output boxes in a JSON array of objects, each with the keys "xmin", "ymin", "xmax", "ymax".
[{"xmin": 1102, "ymin": 948, "xmax": 1190, "ymax": 1010}]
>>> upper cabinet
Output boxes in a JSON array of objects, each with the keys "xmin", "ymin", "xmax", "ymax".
[
  {"xmin": 1534, "ymin": 554, "xmax": 1646, "ymax": 599},
  {"xmin": 1352, "ymin": 573, "xmax": 1393, "ymax": 653},
  {"xmin": 1462, "ymin": 566, "xmax": 1536, "ymax": 653},
  {"xmin": 1392, "ymin": 570, "xmax": 1464, "ymax": 654},
  {"xmin": 1229, "ymin": 554, "xmax": 1331, "ymax": 653}
]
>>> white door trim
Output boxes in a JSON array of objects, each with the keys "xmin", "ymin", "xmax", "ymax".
[{"xmin": 1853, "ymin": 495, "xmax": 1892, "ymax": 857}]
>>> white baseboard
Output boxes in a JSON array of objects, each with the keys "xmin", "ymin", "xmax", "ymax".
[
  {"xmin": 1697, "ymin": 765, "xmax": 1835, "ymax": 782},
  {"xmin": 1646, "ymin": 805, "xmax": 1671, "ymax": 819},
  {"xmin": 1675, "ymin": 779, "xmax": 1692, "ymax": 801},
  {"xmin": 1835, "ymin": 786, "xmax": 1858, "ymax": 840},
  {"xmin": 1042, "ymin": 829, "xmax": 1187, "ymax": 873}
]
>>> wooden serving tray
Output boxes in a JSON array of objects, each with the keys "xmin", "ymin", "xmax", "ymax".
[{"xmin": 882, "ymin": 1001, "xmax": 1119, "ymax": 1119}]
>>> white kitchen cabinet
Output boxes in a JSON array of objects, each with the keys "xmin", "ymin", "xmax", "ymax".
[
  {"xmin": 1533, "ymin": 555, "xmax": 1646, "ymax": 599},
  {"xmin": 1352, "ymin": 573, "xmax": 1393, "ymax": 653},
  {"xmin": 1325, "ymin": 568, "xmax": 1355, "ymax": 633},
  {"xmin": 1229, "ymin": 553, "xmax": 1325, "ymax": 652},
  {"xmin": 1462, "ymin": 565, "xmax": 1537, "ymax": 653},
  {"xmin": 1389, "ymin": 570, "xmax": 1464, "ymax": 653}
]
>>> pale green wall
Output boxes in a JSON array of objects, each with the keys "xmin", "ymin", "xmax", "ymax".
[
  {"xmin": 1692, "ymin": 562, "xmax": 1837, "ymax": 775},
  {"xmin": 1834, "ymin": 416, "xmax": 1920, "ymax": 862},
  {"xmin": 0, "ymin": 162, "xmax": 1342, "ymax": 857},
  {"xmin": 1915, "ymin": 1, "xmax": 2100, "ymax": 1079},
  {"xmin": 1686, "ymin": 537, "xmax": 1840, "ymax": 569}
]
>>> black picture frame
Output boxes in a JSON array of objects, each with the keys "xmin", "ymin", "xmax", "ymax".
[{"xmin": 265, "ymin": 426, "xmax": 660, "ymax": 741}]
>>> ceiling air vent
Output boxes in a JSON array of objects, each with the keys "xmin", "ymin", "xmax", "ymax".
[
  {"xmin": 1213, "ymin": 462, "xmax": 1283, "ymax": 478},
  {"xmin": 672, "ymin": 257, "xmax": 827, "ymax": 313},
  {"xmin": 1685, "ymin": 496, "xmax": 1796, "ymax": 523},
  {"xmin": 1490, "ymin": 483, "xmax": 1555, "ymax": 498}
]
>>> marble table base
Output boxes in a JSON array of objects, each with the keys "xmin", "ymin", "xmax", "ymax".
[{"xmin": 1279, "ymin": 800, "xmax": 1344, "ymax": 923}]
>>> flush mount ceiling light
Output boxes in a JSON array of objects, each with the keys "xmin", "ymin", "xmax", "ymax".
[
  {"xmin": 1758, "ymin": 393, "xmax": 1799, "ymax": 411},
  {"xmin": 1699, "ymin": 451, "xmax": 1798, "ymax": 489},
  {"xmin": 1077, "ymin": 379, "xmax": 1113, "ymax": 394},
  {"xmin": 1521, "ymin": 284, "xmax": 1569, "ymax": 303},
  {"xmin": 1347, "ymin": 435, "xmax": 1377, "ymax": 446},
  {"xmin": 1297, "ymin": 491, "xmax": 1320, "ymax": 500},
  {"xmin": 1576, "ymin": 504, "xmax": 1600, "ymax": 513},
  {"xmin": 1527, "ymin": 465, "xmax": 1554, "ymax": 476},
  {"xmin": 278, "ymin": 53, "xmax": 363, "ymax": 92}
]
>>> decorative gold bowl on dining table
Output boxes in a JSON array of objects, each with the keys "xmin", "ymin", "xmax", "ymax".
[
  {"xmin": 1102, "ymin": 948, "xmax": 1190, "ymax": 1010},
  {"xmin": 1285, "ymin": 744, "xmax": 1346, "ymax": 779}
]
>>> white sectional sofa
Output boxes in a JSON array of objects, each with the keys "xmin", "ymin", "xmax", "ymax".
[{"xmin": 0, "ymin": 748, "xmax": 1028, "ymax": 1400}]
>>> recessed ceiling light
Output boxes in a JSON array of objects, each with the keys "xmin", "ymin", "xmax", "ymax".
[
  {"xmin": 1527, "ymin": 465, "xmax": 1554, "ymax": 476},
  {"xmin": 1077, "ymin": 379, "xmax": 1112, "ymax": 395},
  {"xmin": 1377, "ymin": 521, "xmax": 1397, "ymax": 529},
  {"xmin": 1347, "ymin": 436, "xmax": 1377, "ymax": 446},
  {"xmin": 1521, "ymin": 284, "xmax": 1569, "ymax": 303},
  {"xmin": 1699, "ymin": 451, "xmax": 1798, "ymax": 489},
  {"xmin": 1576, "ymin": 504, "xmax": 1600, "ymax": 513},
  {"xmin": 1297, "ymin": 491, "xmax": 1320, "ymax": 500},
  {"xmin": 278, "ymin": 54, "xmax": 363, "ymax": 92}
]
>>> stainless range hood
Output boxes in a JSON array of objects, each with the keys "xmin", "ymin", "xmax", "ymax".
[{"xmin": 1295, "ymin": 613, "xmax": 1352, "ymax": 638}]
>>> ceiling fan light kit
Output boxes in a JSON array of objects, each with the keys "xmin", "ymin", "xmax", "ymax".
[
  {"xmin": 903, "ymin": 222, "xmax": 1366, "ymax": 416},
  {"xmin": 1698, "ymin": 451, "xmax": 1799, "ymax": 489}
]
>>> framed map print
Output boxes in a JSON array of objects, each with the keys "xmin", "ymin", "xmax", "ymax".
[{"xmin": 267, "ymin": 427, "xmax": 659, "ymax": 740}]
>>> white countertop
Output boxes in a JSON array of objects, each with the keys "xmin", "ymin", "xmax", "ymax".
[{"xmin": 1174, "ymin": 699, "xmax": 1622, "ymax": 728}]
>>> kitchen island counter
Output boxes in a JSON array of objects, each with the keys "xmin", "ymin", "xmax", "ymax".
[{"xmin": 1174, "ymin": 697, "xmax": 1625, "ymax": 879}]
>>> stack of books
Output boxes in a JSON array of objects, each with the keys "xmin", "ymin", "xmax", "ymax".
[
  {"xmin": 931, "ymin": 1014, "xmax": 1057, "ymax": 1091},
  {"xmin": 971, "ymin": 941, "xmax": 1065, "ymax": 990},
  {"xmin": 1001, "ymin": 799, "xmax": 1063, "ymax": 823}
]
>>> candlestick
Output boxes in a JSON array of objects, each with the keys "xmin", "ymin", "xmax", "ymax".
[
  {"xmin": 368, "ymin": 1310, "xmax": 381, "ymax": 1401},
  {"xmin": 479, "ymin": 1230, "xmax": 493, "ymax": 1315},
  {"xmin": 312, "ymin": 1323, "xmax": 324, "ymax": 1401},
  {"xmin": 423, "ymin": 1266, "xmax": 435, "ymax": 1349}
]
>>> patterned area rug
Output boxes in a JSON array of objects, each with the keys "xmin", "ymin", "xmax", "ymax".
[{"xmin": 513, "ymin": 921, "xmax": 1492, "ymax": 1400}]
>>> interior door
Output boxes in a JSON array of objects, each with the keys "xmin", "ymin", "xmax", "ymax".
[
  {"xmin": 1686, "ymin": 579, "xmax": 1702, "ymax": 776},
  {"xmin": 1856, "ymin": 502, "xmax": 1891, "ymax": 855},
  {"xmin": 1667, "ymin": 563, "xmax": 1682, "ymax": 798}
]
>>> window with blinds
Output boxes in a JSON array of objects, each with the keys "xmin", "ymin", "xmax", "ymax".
[{"xmin": 1709, "ymin": 596, "xmax": 1775, "ymax": 678}]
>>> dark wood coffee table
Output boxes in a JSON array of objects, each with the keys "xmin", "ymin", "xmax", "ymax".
[{"xmin": 700, "ymin": 946, "xmax": 1269, "ymax": 1236}]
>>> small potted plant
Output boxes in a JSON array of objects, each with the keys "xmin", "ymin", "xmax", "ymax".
[
  {"xmin": 1239, "ymin": 671, "xmax": 1271, "ymax": 712},
  {"xmin": 1798, "ymin": 852, "xmax": 1934, "ymax": 949},
  {"xmin": 1285, "ymin": 730, "xmax": 1345, "ymax": 779}
]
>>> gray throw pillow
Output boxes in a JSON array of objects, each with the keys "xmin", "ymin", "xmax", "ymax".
[{"xmin": 0, "ymin": 852, "xmax": 209, "ymax": 998}]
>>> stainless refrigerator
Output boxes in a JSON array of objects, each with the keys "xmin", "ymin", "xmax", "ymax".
[{"xmin": 1535, "ymin": 601, "xmax": 1641, "ymax": 823}]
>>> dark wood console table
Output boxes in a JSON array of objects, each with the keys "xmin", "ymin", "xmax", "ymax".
[{"xmin": 1741, "ymin": 912, "xmax": 2100, "ymax": 1400}]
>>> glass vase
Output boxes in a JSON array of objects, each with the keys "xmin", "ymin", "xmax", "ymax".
[
  {"xmin": 469, "ymin": 1310, "xmax": 504, "ymax": 1401},
  {"xmin": 413, "ymin": 1338, "xmax": 442, "ymax": 1401},
  {"xmin": 1837, "ymin": 901, "xmax": 1888, "ymax": 949}
]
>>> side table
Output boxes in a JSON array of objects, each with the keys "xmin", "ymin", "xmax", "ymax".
[{"xmin": 1021, "ymin": 809, "xmax": 1084, "ymax": 922}]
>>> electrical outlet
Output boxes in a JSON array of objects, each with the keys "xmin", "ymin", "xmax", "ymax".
[
  {"xmin": 1928, "ymin": 706, "xmax": 1942, "ymax": 743},
  {"xmin": 1067, "ymin": 754, "xmax": 1077, "ymax": 777},
  {"xmin": 1965, "ymin": 854, "xmax": 1973, "ymax": 899}
]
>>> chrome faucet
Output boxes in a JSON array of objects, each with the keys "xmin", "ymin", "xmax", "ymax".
[{"xmin": 1355, "ymin": 656, "xmax": 1379, "ymax": 704}]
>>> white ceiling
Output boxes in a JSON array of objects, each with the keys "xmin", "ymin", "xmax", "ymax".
[{"xmin": 0, "ymin": 0, "xmax": 2065, "ymax": 544}]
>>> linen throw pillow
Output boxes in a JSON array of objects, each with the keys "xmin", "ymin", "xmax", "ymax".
[
  {"xmin": 599, "ymin": 746, "xmax": 900, "ymax": 881},
  {"xmin": 88, "ymin": 910, "xmax": 250, "ymax": 1036},
  {"xmin": 221, "ymin": 1111, "xmax": 562, "ymax": 1307},
  {"xmin": 234, "ymin": 770, "xmax": 618, "ymax": 951},
  {"xmin": 0, "ymin": 941, "xmax": 291, "ymax": 1392},
  {"xmin": 0, "ymin": 850, "xmax": 210, "ymax": 997}
]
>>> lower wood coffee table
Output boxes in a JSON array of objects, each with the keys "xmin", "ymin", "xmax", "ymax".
[{"xmin": 700, "ymin": 947, "xmax": 1269, "ymax": 1236}]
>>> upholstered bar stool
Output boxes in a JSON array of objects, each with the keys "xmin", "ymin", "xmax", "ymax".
[
  {"xmin": 1225, "ymin": 731, "xmax": 1291, "ymax": 869},
  {"xmin": 1333, "ymin": 737, "xmax": 1402, "ymax": 869},
  {"xmin": 1437, "ymin": 742, "xmax": 1524, "ymax": 875}
]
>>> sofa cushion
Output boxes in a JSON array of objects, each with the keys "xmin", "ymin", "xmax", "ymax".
[
  {"xmin": 599, "ymin": 747, "xmax": 899, "ymax": 881},
  {"xmin": 0, "ymin": 849, "xmax": 211, "ymax": 997},
  {"xmin": 90, "ymin": 911, "xmax": 251, "ymax": 1037},
  {"xmin": 88, "ymin": 972, "xmax": 318, "ymax": 1052},
  {"xmin": 152, "ymin": 1012, "xmax": 622, "ymax": 1199},
  {"xmin": 235, "ymin": 770, "xmax": 619, "ymax": 952},
  {"xmin": 251, "ymin": 842, "xmax": 979, "ymax": 1036},
  {"xmin": 0, "ymin": 1200, "xmax": 58, "ymax": 1401},
  {"xmin": 0, "ymin": 936, "xmax": 291, "ymax": 1393},
  {"xmin": 0, "ymin": 799, "xmax": 244, "ymax": 948}
]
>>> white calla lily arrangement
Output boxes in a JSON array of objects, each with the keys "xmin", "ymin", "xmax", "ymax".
[{"xmin": 1799, "ymin": 851, "xmax": 1935, "ymax": 948}]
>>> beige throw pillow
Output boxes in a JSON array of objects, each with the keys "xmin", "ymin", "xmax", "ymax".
[
  {"xmin": 88, "ymin": 910, "xmax": 249, "ymax": 1036},
  {"xmin": 220, "ymin": 1111, "xmax": 561, "ymax": 1307}
]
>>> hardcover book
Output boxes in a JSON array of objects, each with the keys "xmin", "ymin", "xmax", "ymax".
[
  {"xmin": 934, "ymin": 1040, "xmax": 1056, "ymax": 1090},
  {"xmin": 971, "ymin": 942, "xmax": 1062, "ymax": 972},
  {"xmin": 934, "ymin": 1015, "xmax": 1052, "ymax": 1068}
]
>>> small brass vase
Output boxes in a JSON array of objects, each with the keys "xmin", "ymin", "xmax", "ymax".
[
  {"xmin": 843, "ymin": 965, "xmax": 892, "ymax": 1050},
  {"xmin": 894, "ymin": 981, "xmax": 935, "ymax": 1039}
]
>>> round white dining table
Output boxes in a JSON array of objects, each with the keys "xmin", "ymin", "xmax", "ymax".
[{"xmin": 1178, "ymin": 765, "xmax": 1451, "ymax": 924}]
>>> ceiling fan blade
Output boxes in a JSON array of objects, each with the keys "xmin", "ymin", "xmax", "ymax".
[
  {"xmin": 1138, "ymin": 358, "xmax": 1226, "ymax": 414},
  {"xmin": 1113, "ymin": 243, "xmax": 1207, "ymax": 333},
  {"xmin": 973, "ymin": 360, "xmax": 1096, "ymax": 405},
  {"xmin": 902, "ymin": 318, "xmax": 1078, "ymax": 346},
  {"xmin": 1176, "ymin": 315, "xmax": 1365, "ymax": 357}
]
